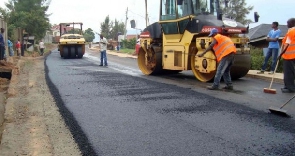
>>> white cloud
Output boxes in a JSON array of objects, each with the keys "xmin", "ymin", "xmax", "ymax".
[
  {"xmin": 1, "ymin": 0, "xmax": 159, "ymax": 33},
  {"xmin": 246, "ymin": 0, "xmax": 295, "ymax": 28},
  {"xmin": 2, "ymin": 0, "xmax": 294, "ymax": 32},
  {"xmin": 47, "ymin": 0, "xmax": 160, "ymax": 33}
]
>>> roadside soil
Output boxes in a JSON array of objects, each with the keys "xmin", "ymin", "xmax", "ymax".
[{"xmin": 0, "ymin": 46, "xmax": 81, "ymax": 155}]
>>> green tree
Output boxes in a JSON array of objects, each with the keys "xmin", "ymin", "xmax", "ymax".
[
  {"xmin": 219, "ymin": 0, "xmax": 253, "ymax": 25},
  {"xmin": 83, "ymin": 28, "xmax": 95, "ymax": 42},
  {"xmin": 110, "ymin": 19, "xmax": 125, "ymax": 40},
  {"xmin": 0, "ymin": 0, "xmax": 51, "ymax": 41},
  {"xmin": 121, "ymin": 38, "xmax": 136, "ymax": 49},
  {"xmin": 68, "ymin": 28, "xmax": 81, "ymax": 34},
  {"xmin": 100, "ymin": 15, "xmax": 112, "ymax": 39}
]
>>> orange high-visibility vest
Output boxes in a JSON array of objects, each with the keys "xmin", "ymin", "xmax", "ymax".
[
  {"xmin": 282, "ymin": 28, "xmax": 293, "ymax": 49},
  {"xmin": 282, "ymin": 28, "xmax": 295, "ymax": 60},
  {"xmin": 213, "ymin": 34, "xmax": 236, "ymax": 62}
]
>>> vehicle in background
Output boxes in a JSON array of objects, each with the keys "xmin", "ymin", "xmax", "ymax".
[
  {"xmin": 135, "ymin": 38, "xmax": 140, "ymax": 54},
  {"xmin": 137, "ymin": 0, "xmax": 259, "ymax": 82},
  {"xmin": 58, "ymin": 22, "xmax": 86, "ymax": 59}
]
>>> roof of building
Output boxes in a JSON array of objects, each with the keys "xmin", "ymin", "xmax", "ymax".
[
  {"xmin": 248, "ymin": 24, "xmax": 288, "ymax": 42},
  {"xmin": 51, "ymin": 25, "xmax": 73, "ymax": 31}
]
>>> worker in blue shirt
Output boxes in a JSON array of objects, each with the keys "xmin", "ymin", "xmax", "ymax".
[
  {"xmin": 257, "ymin": 22, "xmax": 281, "ymax": 74},
  {"xmin": 7, "ymin": 38, "xmax": 14, "ymax": 56}
]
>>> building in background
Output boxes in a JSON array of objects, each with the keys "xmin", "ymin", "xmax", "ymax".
[
  {"xmin": 248, "ymin": 24, "xmax": 288, "ymax": 48},
  {"xmin": 49, "ymin": 25, "xmax": 73, "ymax": 43}
]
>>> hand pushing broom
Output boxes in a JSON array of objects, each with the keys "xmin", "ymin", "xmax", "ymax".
[{"xmin": 264, "ymin": 45, "xmax": 287, "ymax": 94}]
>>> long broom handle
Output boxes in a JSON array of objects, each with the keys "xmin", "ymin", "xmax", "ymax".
[
  {"xmin": 268, "ymin": 60, "xmax": 279, "ymax": 89},
  {"xmin": 269, "ymin": 44, "xmax": 290, "ymax": 90},
  {"xmin": 280, "ymin": 94, "xmax": 295, "ymax": 109},
  {"xmin": 268, "ymin": 45, "xmax": 284, "ymax": 89}
]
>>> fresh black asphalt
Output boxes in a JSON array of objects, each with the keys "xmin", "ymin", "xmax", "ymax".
[{"xmin": 45, "ymin": 50, "xmax": 295, "ymax": 156}]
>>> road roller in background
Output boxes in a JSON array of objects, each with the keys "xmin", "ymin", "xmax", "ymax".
[
  {"xmin": 58, "ymin": 22, "xmax": 85, "ymax": 59},
  {"xmin": 137, "ymin": 0, "xmax": 259, "ymax": 82}
]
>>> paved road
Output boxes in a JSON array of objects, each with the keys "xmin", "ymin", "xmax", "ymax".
[{"xmin": 46, "ymin": 48, "xmax": 295, "ymax": 156}]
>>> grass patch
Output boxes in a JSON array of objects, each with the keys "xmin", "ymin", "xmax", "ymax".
[{"xmin": 118, "ymin": 48, "xmax": 135, "ymax": 54}]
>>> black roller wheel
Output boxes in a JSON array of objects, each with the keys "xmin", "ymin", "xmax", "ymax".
[
  {"xmin": 70, "ymin": 46, "xmax": 76, "ymax": 58},
  {"xmin": 77, "ymin": 46, "xmax": 83, "ymax": 58},
  {"xmin": 63, "ymin": 47, "xmax": 69, "ymax": 59}
]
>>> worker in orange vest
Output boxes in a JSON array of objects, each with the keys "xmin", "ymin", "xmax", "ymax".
[
  {"xmin": 198, "ymin": 28, "xmax": 236, "ymax": 90},
  {"xmin": 280, "ymin": 18, "xmax": 295, "ymax": 93}
]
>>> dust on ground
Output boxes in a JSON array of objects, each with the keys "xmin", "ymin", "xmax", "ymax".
[{"xmin": 0, "ymin": 46, "xmax": 81, "ymax": 155}]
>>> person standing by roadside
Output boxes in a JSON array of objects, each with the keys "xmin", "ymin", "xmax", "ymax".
[
  {"xmin": 197, "ymin": 28, "xmax": 236, "ymax": 90},
  {"xmin": 257, "ymin": 22, "xmax": 281, "ymax": 74},
  {"xmin": 39, "ymin": 40, "xmax": 45, "ymax": 56},
  {"xmin": 15, "ymin": 39, "xmax": 21, "ymax": 56},
  {"xmin": 7, "ymin": 38, "xmax": 14, "ymax": 56},
  {"xmin": 0, "ymin": 28, "xmax": 5, "ymax": 60},
  {"xmin": 99, "ymin": 34, "xmax": 108, "ymax": 66},
  {"xmin": 280, "ymin": 18, "xmax": 295, "ymax": 93}
]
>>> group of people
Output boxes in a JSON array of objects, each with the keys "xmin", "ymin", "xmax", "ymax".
[
  {"xmin": 257, "ymin": 18, "xmax": 295, "ymax": 93},
  {"xmin": 0, "ymin": 28, "xmax": 21, "ymax": 59},
  {"xmin": 7, "ymin": 38, "xmax": 21, "ymax": 57},
  {"xmin": 0, "ymin": 27, "xmax": 45, "ymax": 60},
  {"xmin": 198, "ymin": 18, "xmax": 295, "ymax": 94}
]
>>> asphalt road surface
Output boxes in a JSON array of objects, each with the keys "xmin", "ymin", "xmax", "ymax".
[{"xmin": 45, "ymin": 48, "xmax": 295, "ymax": 156}]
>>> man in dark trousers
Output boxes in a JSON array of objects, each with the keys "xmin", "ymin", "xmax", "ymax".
[
  {"xmin": 198, "ymin": 28, "xmax": 236, "ymax": 90},
  {"xmin": 0, "ymin": 28, "xmax": 5, "ymax": 60},
  {"xmin": 99, "ymin": 34, "xmax": 108, "ymax": 66},
  {"xmin": 257, "ymin": 22, "xmax": 281, "ymax": 74},
  {"xmin": 280, "ymin": 18, "xmax": 295, "ymax": 93}
]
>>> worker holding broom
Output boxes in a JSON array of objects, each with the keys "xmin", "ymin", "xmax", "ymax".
[{"xmin": 281, "ymin": 18, "xmax": 295, "ymax": 93}]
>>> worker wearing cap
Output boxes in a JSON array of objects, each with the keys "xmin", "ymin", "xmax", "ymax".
[
  {"xmin": 280, "ymin": 18, "xmax": 295, "ymax": 93},
  {"xmin": 197, "ymin": 28, "xmax": 236, "ymax": 90}
]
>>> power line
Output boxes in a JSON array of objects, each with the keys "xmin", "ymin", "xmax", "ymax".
[{"xmin": 129, "ymin": 10, "xmax": 145, "ymax": 19}]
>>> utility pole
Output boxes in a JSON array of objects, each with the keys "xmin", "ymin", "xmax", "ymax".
[
  {"xmin": 145, "ymin": 0, "xmax": 148, "ymax": 27},
  {"xmin": 124, "ymin": 7, "xmax": 128, "ymax": 39}
]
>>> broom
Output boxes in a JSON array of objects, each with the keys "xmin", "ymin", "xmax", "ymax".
[
  {"xmin": 263, "ymin": 45, "xmax": 286, "ymax": 94},
  {"xmin": 263, "ymin": 59, "xmax": 280, "ymax": 94},
  {"xmin": 269, "ymin": 93, "xmax": 295, "ymax": 117}
]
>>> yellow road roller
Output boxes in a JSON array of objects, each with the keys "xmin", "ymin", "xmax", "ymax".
[
  {"xmin": 137, "ymin": 0, "xmax": 259, "ymax": 82},
  {"xmin": 58, "ymin": 22, "xmax": 86, "ymax": 59}
]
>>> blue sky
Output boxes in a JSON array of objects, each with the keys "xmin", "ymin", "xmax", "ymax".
[{"xmin": 1, "ymin": 0, "xmax": 294, "ymax": 33}]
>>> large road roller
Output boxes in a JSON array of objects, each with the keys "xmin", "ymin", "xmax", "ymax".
[
  {"xmin": 137, "ymin": 0, "xmax": 259, "ymax": 82},
  {"xmin": 58, "ymin": 22, "xmax": 86, "ymax": 59}
]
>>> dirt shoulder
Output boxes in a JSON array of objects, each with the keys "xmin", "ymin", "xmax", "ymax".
[{"xmin": 0, "ymin": 47, "xmax": 81, "ymax": 155}]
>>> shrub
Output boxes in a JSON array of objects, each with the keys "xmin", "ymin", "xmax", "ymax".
[
  {"xmin": 121, "ymin": 38, "xmax": 136, "ymax": 49},
  {"xmin": 250, "ymin": 47, "xmax": 283, "ymax": 73}
]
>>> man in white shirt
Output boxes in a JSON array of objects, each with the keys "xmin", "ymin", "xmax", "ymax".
[
  {"xmin": 99, "ymin": 34, "xmax": 108, "ymax": 66},
  {"xmin": 39, "ymin": 40, "xmax": 45, "ymax": 56}
]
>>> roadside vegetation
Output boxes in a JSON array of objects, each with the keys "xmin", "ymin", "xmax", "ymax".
[
  {"xmin": 24, "ymin": 43, "xmax": 56, "ymax": 57},
  {"xmin": 250, "ymin": 47, "xmax": 283, "ymax": 73},
  {"xmin": 118, "ymin": 48, "xmax": 135, "ymax": 55}
]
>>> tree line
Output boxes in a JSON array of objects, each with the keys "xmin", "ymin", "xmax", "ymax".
[
  {"xmin": 0, "ymin": 0, "xmax": 51, "ymax": 42},
  {"xmin": 0, "ymin": 0, "xmax": 125, "ymax": 43},
  {"xmin": 0, "ymin": 0, "xmax": 253, "ymax": 43}
]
